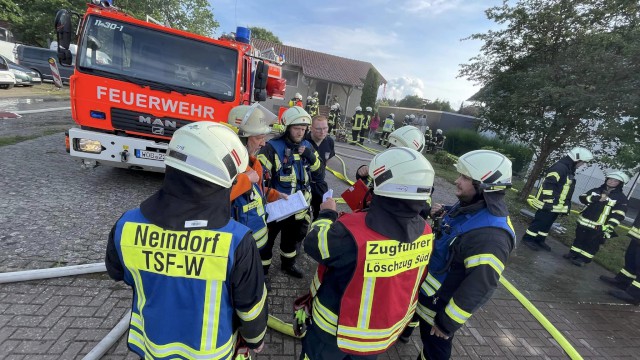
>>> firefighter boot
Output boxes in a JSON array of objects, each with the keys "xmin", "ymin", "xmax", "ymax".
[
  {"xmin": 608, "ymin": 289, "xmax": 640, "ymax": 306},
  {"xmin": 281, "ymin": 257, "xmax": 304, "ymax": 279},
  {"xmin": 599, "ymin": 275, "xmax": 628, "ymax": 290}
]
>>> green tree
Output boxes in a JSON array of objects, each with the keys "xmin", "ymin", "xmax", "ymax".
[
  {"xmin": 249, "ymin": 27, "xmax": 281, "ymax": 44},
  {"xmin": 460, "ymin": 0, "xmax": 640, "ymax": 200},
  {"xmin": 11, "ymin": 0, "xmax": 218, "ymax": 46},
  {"xmin": 423, "ymin": 98, "xmax": 453, "ymax": 112},
  {"xmin": 0, "ymin": 0, "xmax": 22, "ymax": 24},
  {"xmin": 397, "ymin": 94, "xmax": 424, "ymax": 108},
  {"xmin": 360, "ymin": 68, "xmax": 379, "ymax": 111}
]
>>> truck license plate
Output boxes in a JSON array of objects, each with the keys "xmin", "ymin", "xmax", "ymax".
[{"xmin": 135, "ymin": 149, "xmax": 165, "ymax": 161}]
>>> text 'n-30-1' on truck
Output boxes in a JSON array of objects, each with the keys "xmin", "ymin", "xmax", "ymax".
[{"xmin": 55, "ymin": 0, "xmax": 286, "ymax": 172}]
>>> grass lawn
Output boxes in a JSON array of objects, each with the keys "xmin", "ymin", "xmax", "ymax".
[{"xmin": 424, "ymin": 152, "xmax": 628, "ymax": 273}]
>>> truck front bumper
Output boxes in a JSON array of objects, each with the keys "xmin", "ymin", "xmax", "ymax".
[{"xmin": 67, "ymin": 127, "xmax": 169, "ymax": 172}]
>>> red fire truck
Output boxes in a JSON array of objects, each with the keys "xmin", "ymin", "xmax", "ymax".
[{"xmin": 55, "ymin": 1, "xmax": 285, "ymax": 172}]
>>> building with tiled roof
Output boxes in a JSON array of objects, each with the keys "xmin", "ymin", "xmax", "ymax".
[{"xmin": 252, "ymin": 39, "xmax": 386, "ymax": 118}]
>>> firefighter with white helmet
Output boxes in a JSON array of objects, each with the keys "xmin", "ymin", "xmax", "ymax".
[
  {"xmin": 424, "ymin": 125, "xmax": 433, "ymax": 144},
  {"xmin": 523, "ymin": 146, "xmax": 594, "ymax": 251},
  {"xmin": 309, "ymin": 97, "xmax": 319, "ymax": 117},
  {"xmin": 351, "ymin": 106, "xmax": 365, "ymax": 144},
  {"xmin": 305, "ymin": 96, "xmax": 313, "ymax": 113},
  {"xmin": 426, "ymin": 128, "xmax": 446, "ymax": 153},
  {"xmin": 564, "ymin": 170, "xmax": 629, "ymax": 266},
  {"xmin": 227, "ymin": 105, "xmax": 289, "ymax": 289},
  {"xmin": 359, "ymin": 106, "xmax": 374, "ymax": 145},
  {"xmin": 328, "ymin": 104, "xmax": 338, "ymax": 135},
  {"xmin": 600, "ymin": 213, "xmax": 640, "ymax": 305},
  {"xmin": 378, "ymin": 112, "xmax": 396, "ymax": 146},
  {"xmin": 289, "ymin": 92, "xmax": 303, "ymax": 107},
  {"xmin": 415, "ymin": 150, "xmax": 516, "ymax": 359},
  {"xmin": 106, "ymin": 122, "xmax": 267, "ymax": 359},
  {"xmin": 302, "ymin": 147, "xmax": 435, "ymax": 358},
  {"xmin": 257, "ymin": 106, "xmax": 322, "ymax": 279}
]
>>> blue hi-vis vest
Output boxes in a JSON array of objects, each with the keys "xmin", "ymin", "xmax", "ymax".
[
  {"xmin": 268, "ymin": 138, "xmax": 313, "ymax": 195},
  {"xmin": 114, "ymin": 209, "xmax": 250, "ymax": 360},
  {"xmin": 232, "ymin": 184, "xmax": 268, "ymax": 250},
  {"xmin": 420, "ymin": 206, "xmax": 515, "ymax": 298}
]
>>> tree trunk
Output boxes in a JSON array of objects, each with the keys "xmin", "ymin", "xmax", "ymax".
[{"xmin": 518, "ymin": 147, "xmax": 552, "ymax": 201}]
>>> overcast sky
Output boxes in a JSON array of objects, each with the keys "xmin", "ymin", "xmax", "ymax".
[{"xmin": 210, "ymin": 0, "xmax": 503, "ymax": 107}]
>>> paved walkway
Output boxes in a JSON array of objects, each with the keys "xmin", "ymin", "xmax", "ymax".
[{"xmin": 1, "ymin": 139, "xmax": 639, "ymax": 359}]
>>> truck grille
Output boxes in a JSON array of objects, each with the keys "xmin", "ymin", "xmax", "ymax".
[{"xmin": 111, "ymin": 108, "xmax": 192, "ymax": 138}]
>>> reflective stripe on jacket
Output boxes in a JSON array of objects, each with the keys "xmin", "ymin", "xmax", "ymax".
[{"xmin": 114, "ymin": 209, "xmax": 251, "ymax": 360}]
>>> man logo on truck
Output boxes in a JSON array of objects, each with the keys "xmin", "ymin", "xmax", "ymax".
[{"xmin": 139, "ymin": 115, "xmax": 177, "ymax": 131}]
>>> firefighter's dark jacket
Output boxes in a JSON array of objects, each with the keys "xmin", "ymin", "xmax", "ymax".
[
  {"xmin": 531, "ymin": 156, "xmax": 578, "ymax": 213},
  {"xmin": 578, "ymin": 183, "xmax": 628, "ymax": 228},
  {"xmin": 303, "ymin": 195, "xmax": 427, "ymax": 344},
  {"xmin": 428, "ymin": 194, "xmax": 514, "ymax": 336},
  {"xmin": 105, "ymin": 167, "xmax": 267, "ymax": 349}
]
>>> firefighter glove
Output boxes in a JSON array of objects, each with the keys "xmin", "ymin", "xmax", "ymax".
[
  {"xmin": 299, "ymin": 146, "xmax": 317, "ymax": 164},
  {"xmin": 293, "ymin": 293, "xmax": 313, "ymax": 337}
]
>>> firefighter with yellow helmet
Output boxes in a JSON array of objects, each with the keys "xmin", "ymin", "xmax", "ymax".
[
  {"xmin": 257, "ymin": 106, "xmax": 322, "ymax": 279},
  {"xmin": 105, "ymin": 122, "xmax": 267, "ymax": 359},
  {"xmin": 564, "ymin": 171, "xmax": 629, "ymax": 266},
  {"xmin": 523, "ymin": 146, "xmax": 594, "ymax": 251},
  {"xmin": 416, "ymin": 150, "xmax": 515, "ymax": 359},
  {"xmin": 302, "ymin": 147, "xmax": 435, "ymax": 359}
]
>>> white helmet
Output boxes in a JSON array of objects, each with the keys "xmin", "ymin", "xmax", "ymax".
[
  {"xmin": 567, "ymin": 147, "xmax": 594, "ymax": 162},
  {"xmin": 369, "ymin": 147, "xmax": 434, "ymax": 200},
  {"xmin": 389, "ymin": 113, "xmax": 395, "ymax": 119},
  {"xmin": 307, "ymin": 96, "xmax": 312, "ymax": 100},
  {"xmin": 425, "ymin": 126, "xmax": 430, "ymax": 131},
  {"xmin": 436, "ymin": 129, "xmax": 443, "ymax": 134},
  {"xmin": 227, "ymin": 103, "xmax": 276, "ymax": 137},
  {"xmin": 455, "ymin": 150, "xmax": 512, "ymax": 192},
  {"xmin": 366, "ymin": 106, "xmax": 372, "ymax": 112},
  {"xmin": 281, "ymin": 106, "xmax": 312, "ymax": 127},
  {"xmin": 355, "ymin": 106, "xmax": 362, "ymax": 112},
  {"xmin": 606, "ymin": 171, "xmax": 630, "ymax": 184},
  {"xmin": 295, "ymin": 93, "xmax": 302, "ymax": 100},
  {"xmin": 388, "ymin": 126, "xmax": 425, "ymax": 152},
  {"xmin": 330, "ymin": 104, "xmax": 337, "ymax": 111},
  {"xmin": 410, "ymin": 114, "xmax": 416, "ymax": 119},
  {"xmin": 313, "ymin": 91, "xmax": 318, "ymax": 97},
  {"xmin": 165, "ymin": 122, "xmax": 248, "ymax": 188},
  {"xmin": 311, "ymin": 98, "xmax": 317, "ymax": 104}
]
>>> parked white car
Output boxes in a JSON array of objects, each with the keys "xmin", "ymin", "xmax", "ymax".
[{"xmin": 0, "ymin": 55, "xmax": 17, "ymax": 89}]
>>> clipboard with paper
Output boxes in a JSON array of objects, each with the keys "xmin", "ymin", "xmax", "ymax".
[{"xmin": 265, "ymin": 190, "xmax": 309, "ymax": 223}]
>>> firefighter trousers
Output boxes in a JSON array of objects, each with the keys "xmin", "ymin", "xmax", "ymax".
[
  {"xmin": 261, "ymin": 214, "xmax": 309, "ymax": 273},
  {"xmin": 618, "ymin": 238, "xmax": 640, "ymax": 301},
  {"xmin": 417, "ymin": 318, "xmax": 453, "ymax": 360},
  {"xmin": 378, "ymin": 132, "xmax": 391, "ymax": 146},
  {"xmin": 522, "ymin": 209, "xmax": 559, "ymax": 245},
  {"xmin": 359, "ymin": 128, "xmax": 369, "ymax": 144},
  {"xmin": 352, "ymin": 129, "xmax": 361, "ymax": 143},
  {"xmin": 300, "ymin": 323, "xmax": 378, "ymax": 360},
  {"xmin": 570, "ymin": 224, "xmax": 604, "ymax": 263}
]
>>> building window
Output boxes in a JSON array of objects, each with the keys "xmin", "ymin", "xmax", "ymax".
[{"xmin": 283, "ymin": 69, "xmax": 298, "ymax": 87}]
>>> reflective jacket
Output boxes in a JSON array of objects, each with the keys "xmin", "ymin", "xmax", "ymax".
[
  {"xmin": 417, "ymin": 204, "xmax": 515, "ymax": 332},
  {"xmin": 328, "ymin": 110, "xmax": 337, "ymax": 125},
  {"xmin": 306, "ymin": 212, "xmax": 432, "ymax": 355},
  {"xmin": 577, "ymin": 184, "xmax": 628, "ymax": 230},
  {"xmin": 530, "ymin": 156, "xmax": 577, "ymax": 213},
  {"xmin": 352, "ymin": 112, "xmax": 365, "ymax": 130},
  {"xmin": 112, "ymin": 209, "xmax": 267, "ymax": 360},
  {"xmin": 630, "ymin": 215, "xmax": 640, "ymax": 241},
  {"xmin": 362, "ymin": 112, "xmax": 372, "ymax": 129},
  {"xmin": 257, "ymin": 137, "xmax": 321, "ymax": 221},
  {"xmin": 231, "ymin": 156, "xmax": 281, "ymax": 251},
  {"xmin": 382, "ymin": 117, "xmax": 395, "ymax": 132}
]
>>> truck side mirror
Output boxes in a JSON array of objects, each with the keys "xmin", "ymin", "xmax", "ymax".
[
  {"xmin": 55, "ymin": 9, "xmax": 73, "ymax": 65},
  {"xmin": 254, "ymin": 61, "xmax": 269, "ymax": 102}
]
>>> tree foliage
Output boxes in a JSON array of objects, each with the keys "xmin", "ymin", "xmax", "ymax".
[
  {"xmin": 460, "ymin": 0, "xmax": 640, "ymax": 200},
  {"xmin": 249, "ymin": 27, "xmax": 281, "ymax": 44},
  {"xmin": 397, "ymin": 94, "xmax": 424, "ymax": 109},
  {"xmin": 0, "ymin": 0, "xmax": 22, "ymax": 25},
  {"xmin": 424, "ymin": 98, "xmax": 453, "ymax": 112},
  {"xmin": 360, "ymin": 68, "xmax": 379, "ymax": 111},
  {"xmin": 9, "ymin": 0, "xmax": 218, "ymax": 47}
]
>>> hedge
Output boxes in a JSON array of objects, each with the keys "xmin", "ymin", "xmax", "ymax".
[{"xmin": 442, "ymin": 129, "xmax": 533, "ymax": 174}]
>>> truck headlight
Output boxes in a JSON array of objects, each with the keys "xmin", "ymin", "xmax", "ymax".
[{"xmin": 75, "ymin": 139, "xmax": 103, "ymax": 154}]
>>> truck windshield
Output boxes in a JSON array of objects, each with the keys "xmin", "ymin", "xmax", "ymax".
[{"xmin": 78, "ymin": 15, "xmax": 237, "ymax": 101}]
